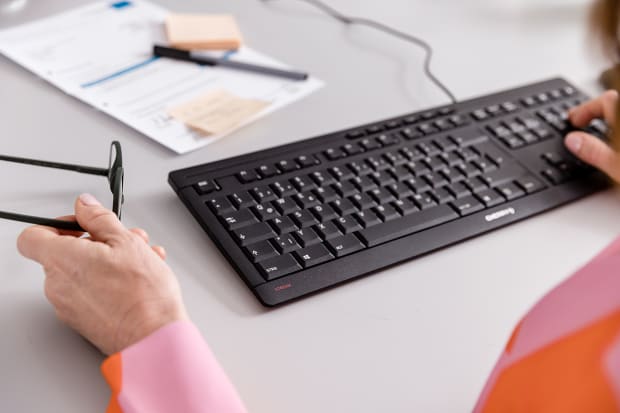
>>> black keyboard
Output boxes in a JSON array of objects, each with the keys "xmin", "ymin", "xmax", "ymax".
[{"xmin": 169, "ymin": 78, "xmax": 610, "ymax": 306}]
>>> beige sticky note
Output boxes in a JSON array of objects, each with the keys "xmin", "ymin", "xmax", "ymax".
[
  {"xmin": 166, "ymin": 14, "xmax": 243, "ymax": 50},
  {"xmin": 169, "ymin": 90, "xmax": 269, "ymax": 136}
]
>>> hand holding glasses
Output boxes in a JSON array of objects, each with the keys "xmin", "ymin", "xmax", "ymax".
[{"xmin": 0, "ymin": 141, "xmax": 124, "ymax": 232}]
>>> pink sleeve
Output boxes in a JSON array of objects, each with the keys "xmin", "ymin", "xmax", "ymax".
[{"xmin": 100, "ymin": 320, "xmax": 247, "ymax": 413}]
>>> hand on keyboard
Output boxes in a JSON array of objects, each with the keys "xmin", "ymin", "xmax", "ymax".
[{"xmin": 565, "ymin": 90, "xmax": 619, "ymax": 181}]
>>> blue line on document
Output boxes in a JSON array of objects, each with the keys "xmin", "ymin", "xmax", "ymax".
[
  {"xmin": 80, "ymin": 56, "xmax": 159, "ymax": 88},
  {"xmin": 111, "ymin": 1, "xmax": 132, "ymax": 9}
]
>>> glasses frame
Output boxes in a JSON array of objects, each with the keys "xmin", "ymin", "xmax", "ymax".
[{"xmin": 0, "ymin": 141, "xmax": 124, "ymax": 232}]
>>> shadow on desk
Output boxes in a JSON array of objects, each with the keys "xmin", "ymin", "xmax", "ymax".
[{"xmin": 0, "ymin": 292, "xmax": 108, "ymax": 410}]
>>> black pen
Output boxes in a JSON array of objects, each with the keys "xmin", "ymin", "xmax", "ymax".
[{"xmin": 153, "ymin": 45, "xmax": 309, "ymax": 81}]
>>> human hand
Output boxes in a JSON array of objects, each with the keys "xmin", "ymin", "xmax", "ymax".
[
  {"xmin": 564, "ymin": 90, "xmax": 620, "ymax": 181},
  {"xmin": 16, "ymin": 193, "xmax": 188, "ymax": 355}
]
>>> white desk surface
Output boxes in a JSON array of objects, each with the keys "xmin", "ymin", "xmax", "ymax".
[{"xmin": 2, "ymin": 0, "xmax": 619, "ymax": 411}]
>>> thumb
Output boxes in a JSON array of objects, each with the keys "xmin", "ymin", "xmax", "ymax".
[
  {"xmin": 75, "ymin": 193, "xmax": 126, "ymax": 242},
  {"xmin": 564, "ymin": 132, "xmax": 620, "ymax": 182}
]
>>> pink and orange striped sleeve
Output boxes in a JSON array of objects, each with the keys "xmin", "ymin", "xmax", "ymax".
[
  {"xmin": 475, "ymin": 236, "xmax": 620, "ymax": 412},
  {"xmin": 100, "ymin": 321, "xmax": 247, "ymax": 413}
]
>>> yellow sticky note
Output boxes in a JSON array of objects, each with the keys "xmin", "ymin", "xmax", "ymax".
[
  {"xmin": 166, "ymin": 14, "xmax": 243, "ymax": 50},
  {"xmin": 168, "ymin": 90, "xmax": 269, "ymax": 136}
]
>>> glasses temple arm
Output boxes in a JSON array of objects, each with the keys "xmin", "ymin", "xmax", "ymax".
[{"xmin": 0, "ymin": 155, "xmax": 108, "ymax": 176}]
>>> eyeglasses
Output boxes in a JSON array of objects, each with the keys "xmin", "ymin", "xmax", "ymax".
[{"xmin": 0, "ymin": 141, "xmax": 124, "ymax": 232}]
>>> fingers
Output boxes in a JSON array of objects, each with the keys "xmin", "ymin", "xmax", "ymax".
[
  {"xmin": 569, "ymin": 90, "xmax": 618, "ymax": 128},
  {"xmin": 74, "ymin": 193, "xmax": 126, "ymax": 243},
  {"xmin": 129, "ymin": 228, "xmax": 149, "ymax": 244},
  {"xmin": 564, "ymin": 131, "xmax": 620, "ymax": 181},
  {"xmin": 129, "ymin": 228, "xmax": 165, "ymax": 259},
  {"xmin": 152, "ymin": 245, "xmax": 167, "ymax": 260},
  {"xmin": 17, "ymin": 225, "xmax": 61, "ymax": 263}
]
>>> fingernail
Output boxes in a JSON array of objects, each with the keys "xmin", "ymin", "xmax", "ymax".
[
  {"xmin": 565, "ymin": 133, "xmax": 583, "ymax": 153},
  {"xmin": 79, "ymin": 193, "xmax": 101, "ymax": 206}
]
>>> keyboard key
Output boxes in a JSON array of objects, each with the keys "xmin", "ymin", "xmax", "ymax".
[
  {"xmin": 404, "ymin": 177, "xmax": 431, "ymax": 194},
  {"xmin": 273, "ymin": 197, "xmax": 299, "ymax": 215},
  {"xmin": 230, "ymin": 191, "xmax": 256, "ymax": 209},
  {"xmin": 371, "ymin": 171, "xmax": 396, "ymax": 187},
  {"xmin": 296, "ymin": 155, "xmax": 319, "ymax": 168},
  {"xmin": 250, "ymin": 186, "xmax": 278, "ymax": 203},
  {"xmin": 334, "ymin": 215, "xmax": 363, "ymax": 233},
  {"xmin": 480, "ymin": 162, "xmax": 526, "ymax": 187},
  {"xmin": 423, "ymin": 172, "xmax": 448, "ymax": 188},
  {"xmin": 430, "ymin": 187, "xmax": 454, "ymax": 204},
  {"xmin": 366, "ymin": 124, "xmax": 383, "ymax": 134},
  {"xmin": 331, "ymin": 198, "xmax": 357, "ymax": 216},
  {"xmin": 348, "ymin": 161, "xmax": 374, "ymax": 176},
  {"xmin": 385, "ymin": 182, "xmax": 413, "ymax": 199},
  {"xmin": 326, "ymin": 234, "xmax": 365, "ymax": 257},
  {"xmin": 329, "ymin": 166, "xmax": 355, "ymax": 181},
  {"xmin": 271, "ymin": 181, "xmax": 297, "ymax": 197},
  {"xmin": 333, "ymin": 180, "xmax": 358, "ymax": 198},
  {"xmin": 447, "ymin": 182, "xmax": 471, "ymax": 199},
  {"xmin": 290, "ymin": 210, "xmax": 318, "ymax": 228},
  {"xmin": 310, "ymin": 171, "xmax": 336, "ymax": 186},
  {"xmin": 451, "ymin": 129, "xmax": 489, "ymax": 147},
  {"xmin": 195, "ymin": 180, "xmax": 216, "ymax": 195},
  {"xmin": 357, "ymin": 205, "xmax": 459, "ymax": 247},
  {"xmin": 350, "ymin": 193, "xmax": 376, "ymax": 210},
  {"xmin": 310, "ymin": 204, "xmax": 339, "ymax": 222},
  {"xmin": 463, "ymin": 177, "xmax": 488, "ymax": 193},
  {"xmin": 233, "ymin": 222, "xmax": 276, "ymax": 246},
  {"xmin": 257, "ymin": 164, "xmax": 279, "ymax": 178},
  {"xmin": 208, "ymin": 196, "xmax": 236, "ymax": 215},
  {"xmin": 245, "ymin": 240, "xmax": 278, "ymax": 262},
  {"xmin": 294, "ymin": 244, "xmax": 334, "ymax": 268},
  {"xmin": 341, "ymin": 142, "xmax": 364, "ymax": 156},
  {"xmin": 315, "ymin": 221, "xmax": 342, "ymax": 240},
  {"xmin": 412, "ymin": 193, "xmax": 437, "ymax": 210},
  {"xmin": 293, "ymin": 227, "xmax": 322, "ymax": 247},
  {"xmin": 276, "ymin": 159, "xmax": 298, "ymax": 173},
  {"xmin": 352, "ymin": 175, "xmax": 377, "ymax": 192},
  {"xmin": 417, "ymin": 141, "xmax": 440, "ymax": 156},
  {"xmin": 273, "ymin": 234, "xmax": 299, "ymax": 254},
  {"xmin": 393, "ymin": 198, "xmax": 419, "ymax": 215},
  {"xmin": 291, "ymin": 176, "xmax": 317, "ymax": 192},
  {"xmin": 252, "ymin": 203, "xmax": 280, "ymax": 221},
  {"xmin": 236, "ymin": 170, "xmax": 259, "ymax": 184},
  {"xmin": 374, "ymin": 204, "xmax": 400, "ymax": 222},
  {"xmin": 476, "ymin": 189, "xmax": 505, "ymax": 207},
  {"xmin": 354, "ymin": 210, "xmax": 382, "ymax": 228},
  {"xmin": 368, "ymin": 187, "xmax": 396, "ymax": 204},
  {"xmin": 451, "ymin": 195, "xmax": 484, "ymax": 216},
  {"xmin": 221, "ymin": 209, "xmax": 258, "ymax": 230},
  {"xmin": 360, "ymin": 138, "xmax": 382, "ymax": 151},
  {"xmin": 366, "ymin": 156, "xmax": 391, "ymax": 171},
  {"xmin": 258, "ymin": 254, "xmax": 301, "ymax": 280},
  {"xmin": 401, "ymin": 127, "xmax": 423, "ymax": 140},
  {"xmin": 314, "ymin": 186, "xmax": 339, "ymax": 203},
  {"xmin": 294, "ymin": 193, "xmax": 320, "ymax": 209},
  {"xmin": 270, "ymin": 216, "xmax": 298, "ymax": 234},
  {"xmin": 496, "ymin": 183, "xmax": 526, "ymax": 200},
  {"xmin": 324, "ymin": 148, "xmax": 345, "ymax": 160},
  {"xmin": 516, "ymin": 175, "xmax": 546, "ymax": 194}
]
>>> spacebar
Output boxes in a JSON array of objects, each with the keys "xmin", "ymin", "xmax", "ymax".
[{"xmin": 357, "ymin": 205, "xmax": 459, "ymax": 247}]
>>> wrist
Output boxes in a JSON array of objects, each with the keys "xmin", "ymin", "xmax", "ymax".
[{"xmin": 113, "ymin": 297, "xmax": 188, "ymax": 354}]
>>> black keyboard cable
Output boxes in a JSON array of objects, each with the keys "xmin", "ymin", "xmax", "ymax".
[{"xmin": 258, "ymin": 0, "xmax": 458, "ymax": 104}]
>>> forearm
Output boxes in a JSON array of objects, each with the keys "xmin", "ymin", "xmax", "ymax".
[{"xmin": 101, "ymin": 320, "xmax": 247, "ymax": 413}]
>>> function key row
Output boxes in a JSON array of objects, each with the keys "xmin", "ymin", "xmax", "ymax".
[
  {"xmin": 521, "ymin": 86, "xmax": 576, "ymax": 108},
  {"xmin": 236, "ymin": 155, "xmax": 321, "ymax": 184},
  {"xmin": 344, "ymin": 107, "xmax": 461, "ymax": 140},
  {"xmin": 471, "ymin": 101, "xmax": 520, "ymax": 121}
]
